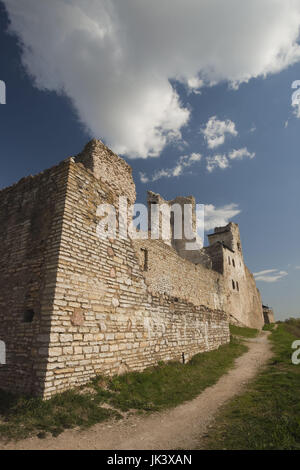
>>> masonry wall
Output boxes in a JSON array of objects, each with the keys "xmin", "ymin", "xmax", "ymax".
[
  {"xmin": 147, "ymin": 191, "xmax": 211, "ymax": 267},
  {"xmin": 136, "ymin": 216, "xmax": 264, "ymax": 330},
  {"xmin": 133, "ymin": 239, "xmax": 225, "ymax": 311},
  {"xmin": 222, "ymin": 246, "xmax": 264, "ymax": 330},
  {"xmin": 41, "ymin": 158, "xmax": 230, "ymax": 398},
  {"xmin": 263, "ymin": 307, "xmax": 275, "ymax": 324},
  {"xmin": 205, "ymin": 224, "xmax": 264, "ymax": 330},
  {"xmin": 0, "ymin": 162, "xmax": 69, "ymax": 395},
  {"xmin": 76, "ymin": 140, "xmax": 136, "ymax": 204},
  {"xmin": 1, "ymin": 139, "xmax": 266, "ymax": 398}
]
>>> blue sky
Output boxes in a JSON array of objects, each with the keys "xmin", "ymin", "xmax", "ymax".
[{"xmin": 1, "ymin": 1, "xmax": 300, "ymax": 320}]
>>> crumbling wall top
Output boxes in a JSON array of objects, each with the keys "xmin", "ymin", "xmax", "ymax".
[
  {"xmin": 75, "ymin": 139, "xmax": 136, "ymax": 204},
  {"xmin": 208, "ymin": 222, "xmax": 242, "ymax": 254}
]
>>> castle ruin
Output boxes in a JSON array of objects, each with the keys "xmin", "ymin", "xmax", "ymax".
[
  {"xmin": 0, "ymin": 140, "xmax": 266, "ymax": 398},
  {"xmin": 262, "ymin": 306, "xmax": 275, "ymax": 324}
]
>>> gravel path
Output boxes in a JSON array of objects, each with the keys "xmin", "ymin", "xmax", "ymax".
[{"xmin": 0, "ymin": 331, "xmax": 273, "ymax": 450}]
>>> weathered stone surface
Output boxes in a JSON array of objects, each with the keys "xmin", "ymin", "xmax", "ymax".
[
  {"xmin": 263, "ymin": 305, "xmax": 275, "ymax": 324},
  {"xmin": 0, "ymin": 140, "xmax": 266, "ymax": 399},
  {"xmin": 71, "ymin": 309, "xmax": 85, "ymax": 326}
]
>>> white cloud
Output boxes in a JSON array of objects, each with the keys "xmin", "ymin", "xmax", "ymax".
[
  {"xmin": 202, "ymin": 116, "xmax": 238, "ymax": 149},
  {"xmin": 206, "ymin": 154, "xmax": 229, "ymax": 173},
  {"xmin": 186, "ymin": 76, "xmax": 204, "ymax": 94},
  {"xmin": 139, "ymin": 173, "xmax": 150, "ymax": 184},
  {"xmin": 253, "ymin": 269, "xmax": 288, "ymax": 283},
  {"xmin": 228, "ymin": 148, "xmax": 255, "ymax": 160},
  {"xmin": 4, "ymin": 0, "xmax": 300, "ymax": 158},
  {"xmin": 206, "ymin": 147, "xmax": 255, "ymax": 172},
  {"xmin": 189, "ymin": 152, "xmax": 202, "ymax": 162},
  {"xmin": 204, "ymin": 203, "xmax": 241, "ymax": 231},
  {"xmin": 140, "ymin": 152, "xmax": 202, "ymax": 182},
  {"xmin": 291, "ymin": 80, "xmax": 300, "ymax": 118}
]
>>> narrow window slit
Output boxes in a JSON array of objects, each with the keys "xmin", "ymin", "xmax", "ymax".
[{"xmin": 23, "ymin": 310, "xmax": 34, "ymax": 323}]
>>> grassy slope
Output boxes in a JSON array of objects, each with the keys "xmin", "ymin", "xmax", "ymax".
[
  {"xmin": 205, "ymin": 320, "xmax": 300, "ymax": 450},
  {"xmin": 262, "ymin": 323, "xmax": 276, "ymax": 332},
  {"xmin": 0, "ymin": 337, "xmax": 247, "ymax": 441},
  {"xmin": 229, "ymin": 324, "xmax": 259, "ymax": 338}
]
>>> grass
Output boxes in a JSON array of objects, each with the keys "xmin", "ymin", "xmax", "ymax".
[
  {"xmin": 0, "ymin": 337, "xmax": 247, "ymax": 442},
  {"xmin": 0, "ymin": 388, "xmax": 121, "ymax": 441},
  {"xmin": 204, "ymin": 319, "xmax": 300, "ymax": 450},
  {"xmin": 106, "ymin": 338, "xmax": 247, "ymax": 413},
  {"xmin": 262, "ymin": 323, "xmax": 275, "ymax": 331},
  {"xmin": 281, "ymin": 317, "xmax": 300, "ymax": 338},
  {"xmin": 229, "ymin": 324, "xmax": 259, "ymax": 338}
]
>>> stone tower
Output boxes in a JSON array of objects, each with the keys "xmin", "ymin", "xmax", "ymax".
[
  {"xmin": 147, "ymin": 191, "xmax": 211, "ymax": 267},
  {"xmin": 208, "ymin": 222, "xmax": 243, "ymax": 255},
  {"xmin": 207, "ymin": 223, "xmax": 264, "ymax": 329}
]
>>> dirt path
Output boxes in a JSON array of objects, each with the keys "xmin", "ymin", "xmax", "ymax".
[{"xmin": 0, "ymin": 332, "xmax": 273, "ymax": 450}]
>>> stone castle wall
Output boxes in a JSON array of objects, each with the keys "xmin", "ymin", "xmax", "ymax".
[
  {"xmin": 40, "ymin": 158, "xmax": 229, "ymax": 398},
  {"xmin": 0, "ymin": 161, "xmax": 69, "ymax": 395},
  {"xmin": 0, "ymin": 140, "xmax": 266, "ymax": 397},
  {"xmin": 76, "ymin": 140, "xmax": 136, "ymax": 204},
  {"xmin": 224, "ymin": 261, "xmax": 264, "ymax": 330},
  {"xmin": 133, "ymin": 239, "xmax": 225, "ymax": 311},
  {"xmin": 206, "ymin": 225, "xmax": 264, "ymax": 330},
  {"xmin": 263, "ymin": 306, "xmax": 275, "ymax": 324}
]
